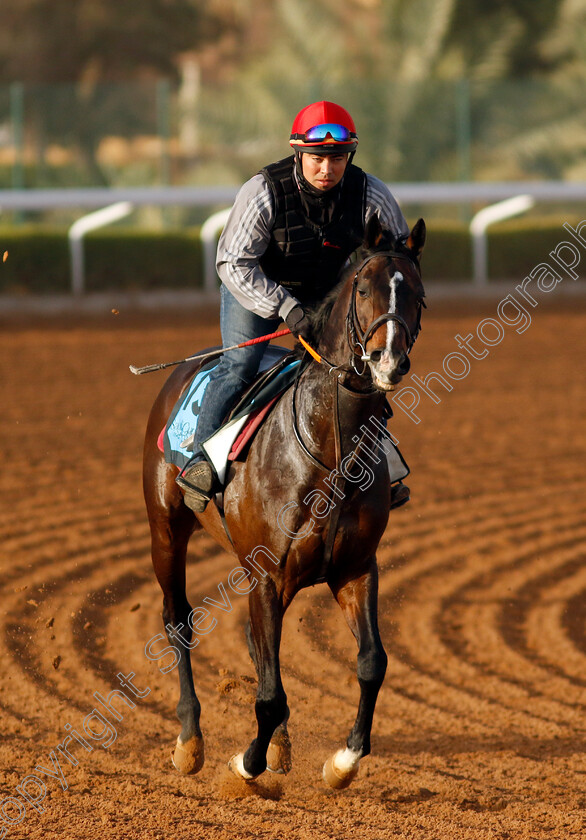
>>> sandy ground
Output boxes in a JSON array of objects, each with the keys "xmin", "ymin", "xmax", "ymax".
[{"xmin": 0, "ymin": 290, "xmax": 585, "ymax": 840}]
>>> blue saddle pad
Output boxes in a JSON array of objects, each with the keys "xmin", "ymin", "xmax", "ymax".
[{"xmin": 163, "ymin": 345, "xmax": 295, "ymax": 470}]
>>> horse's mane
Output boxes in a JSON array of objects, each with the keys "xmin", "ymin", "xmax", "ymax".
[
  {"xmin": 305, "ymin": 278, "xmax": 346, "ymax": 344},
  {"xmin": 300, "ymin": 227, "xmax": 411, "ymax": 347}
]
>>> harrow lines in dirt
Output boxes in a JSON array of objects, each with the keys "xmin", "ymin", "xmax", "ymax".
[
  {"xmin": 271, "ymin": 485, "xmax": 586, "ymax": 751},
  {"xmin": 502, "ymin": 551, "xmax": 586, "ymax": 685},
  {"xmin": 0, "ymin": 307, "xmax": 585, "ymax": 840},
  {"xmin": 378, "ymin": 479, "xmax": 584, "ymax": 558},
  {"xmin": 375, "ymin": 513, "xmax": 586, "ymax": 730}
]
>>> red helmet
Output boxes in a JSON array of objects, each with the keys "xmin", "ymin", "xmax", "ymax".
[{"xmin": 290, "ymin": 101, "xmax": 358, "ymax": 153}]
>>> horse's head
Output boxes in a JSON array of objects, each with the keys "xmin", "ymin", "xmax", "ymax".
[{"xmin": 348, "ymin": 215, "xmax": 426, "ymax": 392}]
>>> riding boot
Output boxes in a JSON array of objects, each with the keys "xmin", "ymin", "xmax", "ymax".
[
  {"xmin": 176, "ymin": 459, "xmax": 218, "ymax": 513},
  {"xmin": 390, "ymin": 480, "xmax": 410, "ymax": 510}
]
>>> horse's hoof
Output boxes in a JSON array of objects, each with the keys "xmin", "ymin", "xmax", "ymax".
[
  {"xmin": 322, "ymin": 748, "xmax": 362, "ymax": 790},
  {"xmin": 266, "ymin": 730, "xmax": 292, "ymax": 774},
  {"xmin": 228, "ymin": 752, "xmax": 256, "ymax": 782},
  {"xmin": 171, "ymin": 735, "xmax": 205, "ymax": 775}
]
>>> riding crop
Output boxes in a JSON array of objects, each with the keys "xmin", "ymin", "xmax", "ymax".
[{"xmin": 129, "ymin": 328, "xmax": 293, "ymax": 375}]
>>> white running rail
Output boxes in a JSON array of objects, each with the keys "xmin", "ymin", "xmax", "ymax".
[
  {"xmin": 69, "ymin": 202, "xmax": 134, "ymax": 295},
  {"xmin": 1, "ymin": 181, "xmax": 584, "ymax": 292},
  {"xmin": 469, "ymin": 195, "xmax": 535, "ymax": 286}
]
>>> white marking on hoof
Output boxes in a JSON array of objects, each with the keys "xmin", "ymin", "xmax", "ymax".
[
  {"xmin": 171, "ymin": 735, "xmax": 205, "ymax": 775},
  {"xmin": 322, "ymin": 747, "xmax": 362, "ymax": 790},
  {"xmin": 266, "ymin": 731, "xmax": 292, "ymax": 774},
  {"xmin": 228, "ymin": 752, "xmax": 255, "ymax": 781}
]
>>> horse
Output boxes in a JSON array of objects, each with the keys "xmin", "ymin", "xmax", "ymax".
[{"xmin": 142, "ymin": 213, "xmax": 426, "ymax": 789}]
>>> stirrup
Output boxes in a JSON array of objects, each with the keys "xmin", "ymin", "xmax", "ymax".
[
  {"xmin": 178, "ymin": 484, "xmax": 213, "ymax": 513},
  {"xmin": 176, "ymin": 459, "xmax": 217, "ymax": 512}
]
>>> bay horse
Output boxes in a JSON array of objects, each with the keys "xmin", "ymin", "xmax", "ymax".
[{"xmin": 143, "ymin": 214, "xmax": 426, "ymax": 789}]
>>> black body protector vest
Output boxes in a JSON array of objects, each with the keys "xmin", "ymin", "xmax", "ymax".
[{"xmin": 259, "ymin": 155, "xmax": 367, "ymax": 305}]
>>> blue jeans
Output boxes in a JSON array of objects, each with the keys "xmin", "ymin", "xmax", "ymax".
[{"xmin": 188, "ymin": 285, "xmax": 281, "ymax": 462}]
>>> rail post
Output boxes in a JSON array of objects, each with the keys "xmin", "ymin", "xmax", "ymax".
[
  {"xmin": 470, "ymin": 195, "xmax": 535, "ymax": 287},
  {"xmin": 68, "ymin": 202, "xmax": 134, "ymax": 296}
]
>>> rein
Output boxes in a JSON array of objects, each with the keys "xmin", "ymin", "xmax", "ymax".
[
  {"xmin": 298, "ymin": 248, "xmax": 424, "ymax": 378},
  {"xmin": 292, "ymin": 247, "xmax": 425, "ymax": 469},
  {"xmin": 290, "ymin": 247, "xmax": 424, "ymax": 581}
]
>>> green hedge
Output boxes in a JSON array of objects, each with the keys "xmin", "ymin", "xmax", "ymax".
[
  {"xmin": 0, "ymin": 217, "xmax": 583, "ymax": 294},
  {"xmin": 0, "ymin": 227, "xmax": 203, "ymax": 294},
  {"xmin": 482, "ymin": 216, "xmax": 585, "ymax": 279},
  {"xmin": 0, "ymin": 228, "xmax": 71, "ymax": 294},
  {"xmin": 422, "ymin": 220, "xmax": 472, "ymax": 281},
  {"xmin": 85, "ymin": 229, "xmax": 203, "ymax": 293},
  {"xmin": 421, "ymin": 216, "xmax": 586, "ymax": 282}
]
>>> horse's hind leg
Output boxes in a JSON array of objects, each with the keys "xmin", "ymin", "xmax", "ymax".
[
  {"xmin": 229, "ymin": 580, "xmax": 288, "ymax": 780},
  {"xmin": 324, "ymin": 559, "xmax": 387, "ymax": 789},
  {"xmin": 148, "ymin": 489, "xmax": 204, "ymax": 775},
  {"xmin": 245, "ymin": 619, "xmax": 292, "ymax": 775}
]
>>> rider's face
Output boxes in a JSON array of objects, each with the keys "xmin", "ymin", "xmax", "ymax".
[{"xmin": 301, "ymin": 152, "xmax": 349, "ymax": 192}]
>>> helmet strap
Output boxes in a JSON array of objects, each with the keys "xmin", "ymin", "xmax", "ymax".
[
  {"xmin": 294, "ymin": 149, "xmax": 328, "ymax": 199},
  {"xmin": 293, "ymin": 147, "xmax": 354, "ymax": 193}
]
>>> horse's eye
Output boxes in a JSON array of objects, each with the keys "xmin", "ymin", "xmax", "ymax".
[{"xmin": 358, "ymin": 288, "xmax": 369, "ymax": 299}]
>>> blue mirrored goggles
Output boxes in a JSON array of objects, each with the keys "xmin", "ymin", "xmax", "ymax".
[{"xmin": 301, "ymin": 123, "xmax": 355, "ymax": 143}]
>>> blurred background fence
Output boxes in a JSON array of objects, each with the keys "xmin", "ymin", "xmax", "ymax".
[
  {"xmin": 2, "ymin": 78, "xmax": 586, "ymax": 194},
  {"xmin": 1, "ymin": 77, "xmax": 586, "ymax": 294}
]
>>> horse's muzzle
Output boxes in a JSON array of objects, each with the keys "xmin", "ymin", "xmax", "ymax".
[{"xmin": 368, "ymin": 349, "xmax": 410, "ymax": 391}]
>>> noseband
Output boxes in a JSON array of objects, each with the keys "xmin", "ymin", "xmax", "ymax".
[
  {"xmin": 291, "ymin": 247, "xmax": 424, "ymax": 578},
  {"xmin": 346, "ymin": 251, "xmax": 424, "ymax": 374}
]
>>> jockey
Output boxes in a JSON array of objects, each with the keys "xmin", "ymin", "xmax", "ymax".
[{"xmin": 176, "ymin": 100, "xmax": 410, "ymax": 512}]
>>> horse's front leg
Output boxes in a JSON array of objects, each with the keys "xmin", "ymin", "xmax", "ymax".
[
  {"xmin": 245, "ymin": 619, "xmax": 292, "ymax": 774},
  {"xmin": 324, "ymin": 559, "xmax": 387, "ymax": 789},
  {"xmin": 229, "ymin": 578, "xmax": 288, "ymax": 780}
]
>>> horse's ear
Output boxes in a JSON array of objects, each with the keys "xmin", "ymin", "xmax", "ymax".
[
  {"xmin": 406, "ymin": 218, "xmax": 426, "ymax": 259},
  {"xmin": 364, "ymin": 214, "xmax": 384, "ymax": 249}
]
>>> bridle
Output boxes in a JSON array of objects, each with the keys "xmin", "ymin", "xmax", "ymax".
[
  {"xmin": 346, "ymin": 250, "xmax": 425, "ymax": 377},
  {"xmin": 290, "ymin": 245, "xmax": 425, "ymax": 581},
  {"xmin": 295, "ymin": 247, "xmax": 425, "ymax": 381}
]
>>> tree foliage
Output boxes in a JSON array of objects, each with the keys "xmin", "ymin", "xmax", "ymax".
[
  {"xmin": 446, "ymin": 0, "xmax": 562, "ymax": 79},
  {"xmin": 0, "ymin": 0, "xmax": 578, "ymax": 87},
  {"xmin": 0, "ymin": 0, "xmax": 220, "ymax": 84},
  {"xmin": 201, "ymin": 0, "xmax": 586, "ymax": 182},
  {"xmin": 2, "ymin": 0, "xmax": 586, "ymax": 184}
]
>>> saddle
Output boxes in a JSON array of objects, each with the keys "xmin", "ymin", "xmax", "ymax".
[{"xmin": 160, "ymin": 346, "xmax": 306, "ymax": 481}]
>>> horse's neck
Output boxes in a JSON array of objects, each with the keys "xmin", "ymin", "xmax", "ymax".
[
  {"xmin": 315, "ymin": 281, "xmax": 352, "ymax": 369},
  {"xmin": 295, "ymin": 363, "xmax": 384, "ymax": 468},
  {"xmin": 291, "ymin": 276, "xmax": 384, "ymax": 465},
  {"xmin": 289, "ymin": 284, "xmax": 371, "ymax": 462}
]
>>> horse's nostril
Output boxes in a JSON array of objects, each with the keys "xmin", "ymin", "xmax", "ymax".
[
  {"xmin": 369, "ymin": 349, "xmax": 382, "ymax": 363},
  {"xmin": 398, "ymin": 355, "xmax": 411, "ymax": 375}
]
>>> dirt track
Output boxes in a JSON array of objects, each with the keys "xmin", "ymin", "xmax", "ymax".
[{"xmin": 0, "ymin": 293, "xmax": 585, "ymax": 840}]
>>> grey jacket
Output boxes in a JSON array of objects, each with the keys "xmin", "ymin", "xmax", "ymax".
[{"xmin": 216, "ymin": 170, "xmax": 409, "ymax": 320}]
